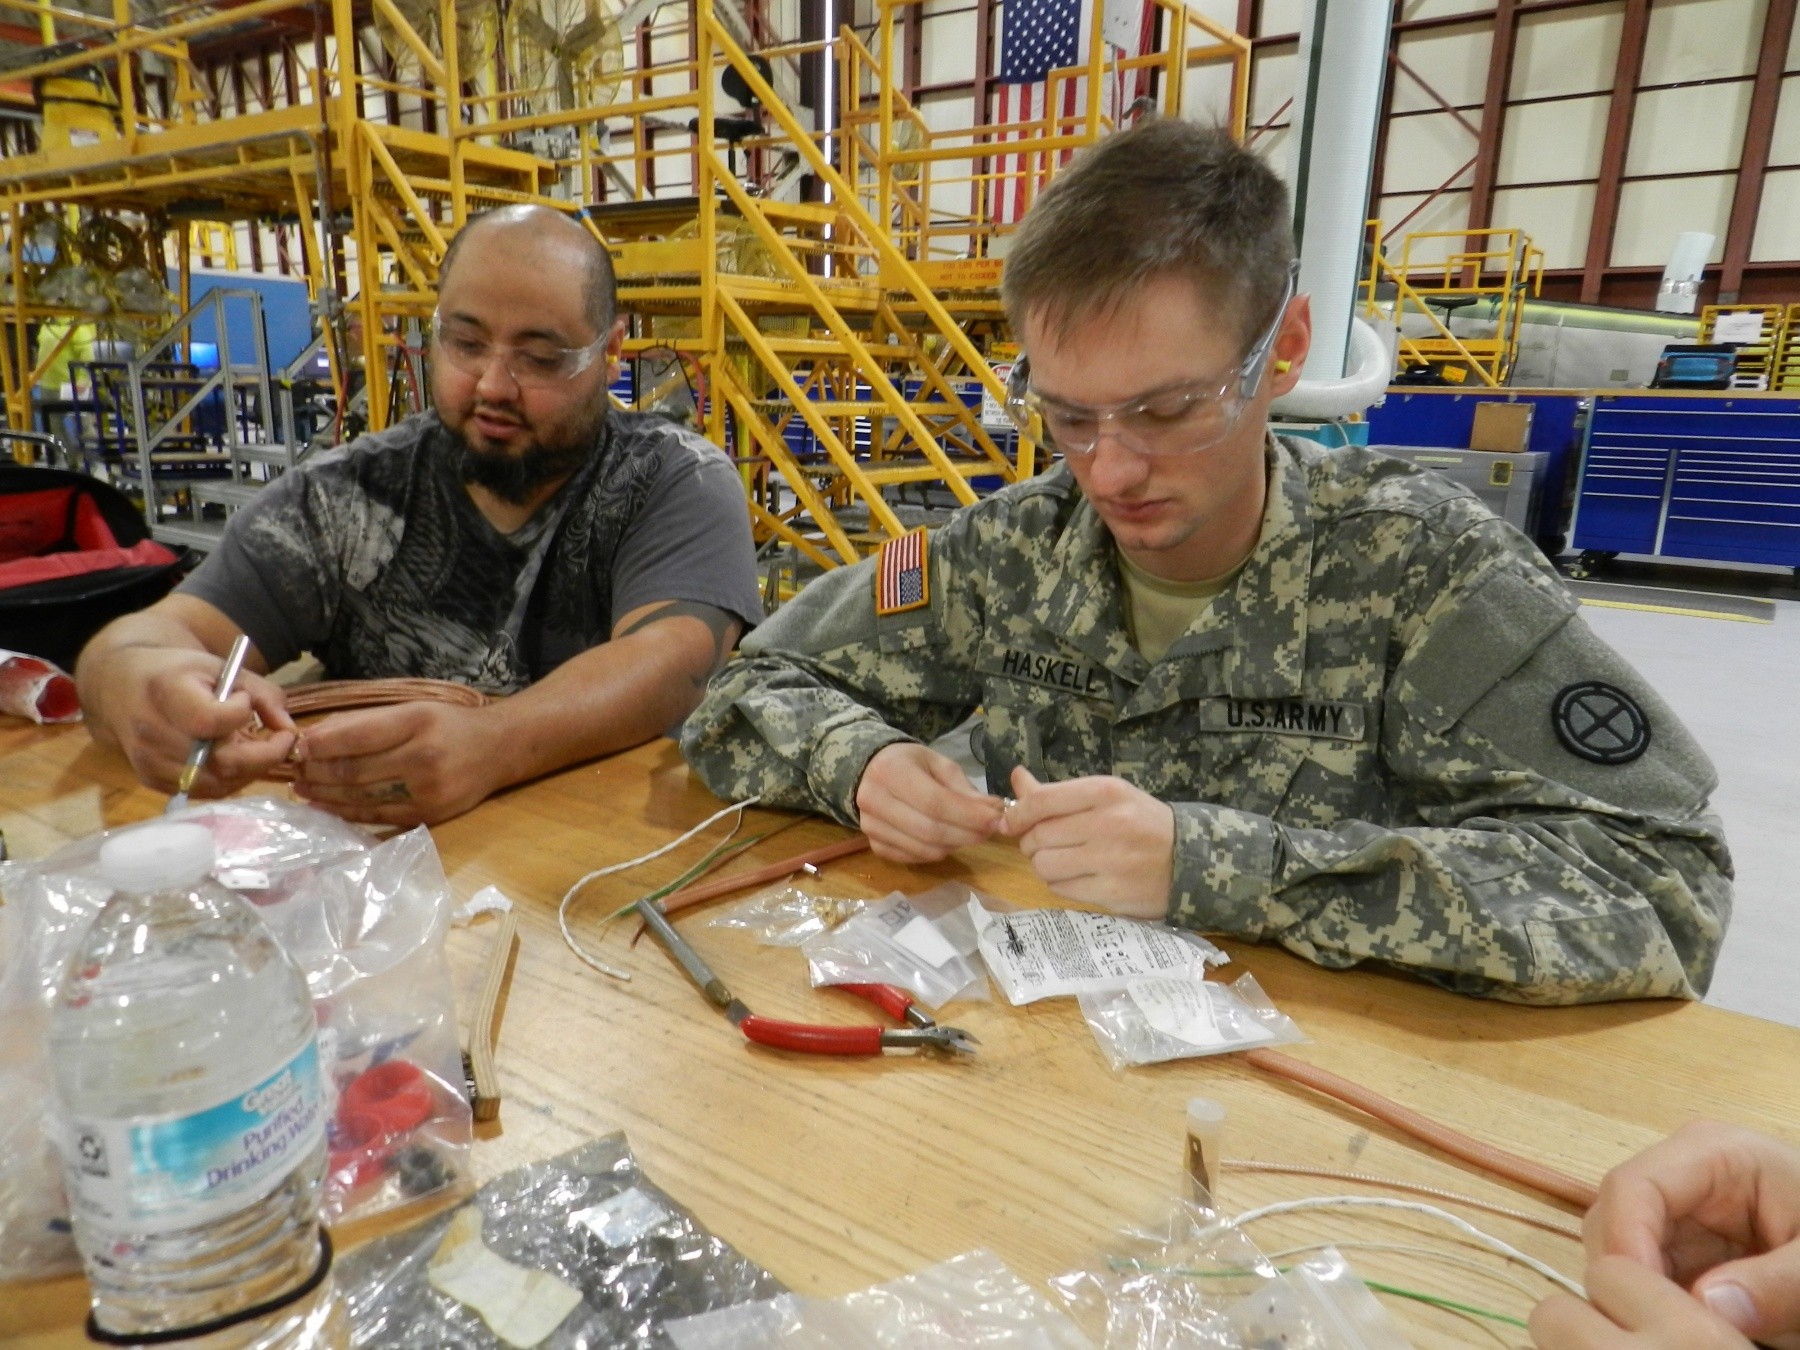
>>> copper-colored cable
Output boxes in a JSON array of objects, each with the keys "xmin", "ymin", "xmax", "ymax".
[
  {"xmin": 255, "ymin": 679, "xmax": 487, "ymax": 782},
  {"xmin": 1243, "ymin": 1047, "xmax": 1600, "ymax": 1211},
  {"xmin": 657, "ymin": 835, "xmax": 871, "ymax": 917},
  {"xmin": 281, "ymin": 679, "xmax": 486, "ymax": 716}
]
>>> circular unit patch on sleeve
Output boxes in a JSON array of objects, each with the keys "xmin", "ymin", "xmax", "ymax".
[{"xmin": 1551, "ymin": 681, "xmax": 1651, "ymax": 765}]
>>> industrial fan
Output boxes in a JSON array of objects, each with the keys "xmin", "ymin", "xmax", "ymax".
[
  {"xmin": 5, "ymin": 209, "xmax": 174, "ymax": 319},
  {"xmin": 889, "ymin": 114, "xmax": 925, "ymax": 192},
  {"xmin": 373, "ymin": 0, "xmax": 500, "ymax": 85},
  {"xmin": 506, "ymin": 0, "xmax": 625, "ymax": 114},
  {"xmin": 0, "ymin": 208, "xmax": 67, "ymax": 309}
]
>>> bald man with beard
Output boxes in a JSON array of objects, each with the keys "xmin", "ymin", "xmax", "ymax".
[{"xmin": 77, "ymin": 205, "xmax": 762, "ymax": 825}]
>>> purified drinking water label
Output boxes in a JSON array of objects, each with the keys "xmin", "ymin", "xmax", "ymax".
[{"xmin": 64, "ymin": 1039, "xmax": 325, "ymax": 1233}]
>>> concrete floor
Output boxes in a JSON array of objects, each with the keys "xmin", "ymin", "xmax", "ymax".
[{"xmin": 1581, "ymin": 599, "xmax": 1800, "ymax": 1029}]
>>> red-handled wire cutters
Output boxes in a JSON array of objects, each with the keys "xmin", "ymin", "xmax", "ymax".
[
  {"xmin": 735, "ymin": 982, "xmax": 979, "ymax": 1057},
  {"xmin": 637, "ymin": 897, "xmax": 978, "ymax": 1058}
]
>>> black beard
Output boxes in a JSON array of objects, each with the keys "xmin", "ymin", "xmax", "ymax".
[{"xmin": 454, "ymin": 424, "xmax": 599, "ymax": 506}]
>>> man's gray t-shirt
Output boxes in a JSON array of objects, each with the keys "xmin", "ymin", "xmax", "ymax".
[{"xmin": 180, "ymin": 409, "xmax": 763, "ymax": 692}]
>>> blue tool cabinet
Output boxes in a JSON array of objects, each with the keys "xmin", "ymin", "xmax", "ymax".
[{"xmin": 1571, "ymin": 393, "xmax": 1800, "ymax": 570}]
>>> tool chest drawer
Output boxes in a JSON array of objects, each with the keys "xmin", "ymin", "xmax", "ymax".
[{"xmin": 1571, "ymin": 394, "xmax": 1800, "ymax": 567}]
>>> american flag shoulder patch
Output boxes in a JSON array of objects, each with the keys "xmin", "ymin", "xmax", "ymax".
[{"xmin": 874, "ymin": 528, "xmax": 930, "ymax": 616}]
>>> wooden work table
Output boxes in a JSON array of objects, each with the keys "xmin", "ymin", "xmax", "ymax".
[{"xmin": 4, "ymin": 721, "xmax": 1798, "ymax": 1346}]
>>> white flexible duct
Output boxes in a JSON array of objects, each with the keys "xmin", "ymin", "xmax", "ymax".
[
  {"xmin": 1285, "ymin": 0, "xmax": 1387, "ymax": 383},
  {"xmin": 1270, "ymin": 315, "xmax": 1393, "ymax": 421}
]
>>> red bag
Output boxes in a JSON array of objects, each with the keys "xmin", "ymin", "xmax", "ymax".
[
  {"xmin": 0, "ymin": 649, "xmax": 80, "ymax": 723},
  {"xmin": 0, "ymin": 464, "xmax": 184, "ymax": 668}
]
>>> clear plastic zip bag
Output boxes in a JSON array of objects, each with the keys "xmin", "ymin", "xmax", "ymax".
[
  {"xmin": 1227, "ymin": 1248, "xmax": 1411, "ymax": 1350},
  {"xmin": 337, "ymin": 1133, "xmax": 783, "ymax": 1348},
  {"xmin": 664, "ymin": 1249, "xmax": 1092, "ymax": 1349},
  {"xmin": 967, "ymin": 898, "xmax": 1228, "ymax": 1006},
  {"xmin": 704, "ymin": 882, "xmax": 868, "ymax": 947},
  {"xmin": 1078, "ymin": 973, "xmax": 1305, "ymax": 1069},
  {"xmin": 802, "ymin": 883, "xmax": 989, "ymax": 1006},
  {"xmin": 1047, "ymin": 1201, "xmax": 1412, "ymax": 1350}
]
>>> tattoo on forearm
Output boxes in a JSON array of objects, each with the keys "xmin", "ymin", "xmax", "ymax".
[{"xmin": 617, "ymin": 600, "xmax": 739, "ymax": 690}]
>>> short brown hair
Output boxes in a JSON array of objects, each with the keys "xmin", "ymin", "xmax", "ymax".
[{"xmin": 1000, "ymin": 119, "xmax": 1294, "ymax": 347}]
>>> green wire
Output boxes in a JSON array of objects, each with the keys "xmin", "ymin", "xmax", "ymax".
[
  {"xmin": 1360, "ymin": 1279, "xmax": 1529, "ymax": 1330},
  {"xmin": 600, "ymin": 822, "xmax": 788, "ymax": 924},
  {"xmin": 1105, "ymin": 1257, "xmax": 1527, "ymax": 1330}
]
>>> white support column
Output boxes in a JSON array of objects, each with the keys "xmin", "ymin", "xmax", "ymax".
[{"xmin": 1284, "ymin": 0, "xmax": 1387, "ymax": 381}]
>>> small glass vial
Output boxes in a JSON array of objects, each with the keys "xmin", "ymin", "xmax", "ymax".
[{"xmin": 1185, "ymin": 1097, "xmax": 1226, "ymax": 1204}]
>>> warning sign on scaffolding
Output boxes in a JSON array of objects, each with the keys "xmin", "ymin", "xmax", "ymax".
[
  {"xmin": 917, "ymin": 258, "xmax": 1006, "ymax": 290},
  {"xmin": 982, "ymin": 363, "xmax": 1014, "ymax": 429}
]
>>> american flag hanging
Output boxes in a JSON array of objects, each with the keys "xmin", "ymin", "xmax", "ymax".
[
  {"xmin": 991, "ymin": 0, "xmax": 1150, "ymax": 226},
  {"xmin": 993, "ymin": 83, "xmax": 1048, "ymax": 227},
  {"xmin": 998, "ymin": 0, "xmax": 1082, "ymax": 83},
  {"xmin": 874, "ymin": 528, "xmax": 930, "ymax": 616}
]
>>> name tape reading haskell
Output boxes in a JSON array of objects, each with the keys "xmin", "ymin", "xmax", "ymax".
[{"xmin": 981, "ymin": 648, "xmax": 1367, "ymax": 741}]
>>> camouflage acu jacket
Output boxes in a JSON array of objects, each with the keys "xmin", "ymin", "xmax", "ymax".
[{"xmin": 681, "ymin": 437, "xmax": 1732, "ymax": 1005}]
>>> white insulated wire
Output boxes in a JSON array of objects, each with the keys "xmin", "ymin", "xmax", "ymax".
[
  {"xmin": 557, "ymin": 796, "xmax": 760, "ymax": 981},
  {"xmin": 1221, "ymin": 1159, "xmax": 1585, "ymax": 1239},
  {"xmin": 1260, "ymin": 1240, "xmax": 1550, "ymax": 1305},
  {"xmin": 1227, "ymin": 1196, "xmax": 1585, "ymax": 1298}
]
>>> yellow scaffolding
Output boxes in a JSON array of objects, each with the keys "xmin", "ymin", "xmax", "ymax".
[
  {"xmin": 0, "ymin": 0, "xmax": 568, "ymax": 441},
  {"xmin": 1361, "ymin": 221, "xmax": 1544, "ymax": 388},
  {"xmin": 0, "ymin": 0, "xmax": 1247, "ymax": 565},
  {"xmin": 1700, "ymin": 304, "xmax": 1785, "ymax": 391},
  {"xmin": 584, "ymin": 0, "xmax": 1248, "ymax": 562}
]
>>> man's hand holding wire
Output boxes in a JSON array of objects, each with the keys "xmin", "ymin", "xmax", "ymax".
[
  {"xmin": 1531, "ymin": 1121, "xmax": 1800, "ymax": 1349},
  {"xmin": 999, "ymin": 767, "xmax": 1172, "ymax": 918},
  {"xmin": 853, "ymin": 742, "xmax": 1005, "ymax": 864}
]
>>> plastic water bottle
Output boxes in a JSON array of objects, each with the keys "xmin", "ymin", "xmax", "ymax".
[{"xmin": 48, "ymin": 821, "xmax": 344, "ymax": 1348}]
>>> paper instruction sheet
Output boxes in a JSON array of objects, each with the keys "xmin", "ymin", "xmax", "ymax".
[{"xmin": 969, "ymin": 898, "xmax": 1226, "ymax": 1005}]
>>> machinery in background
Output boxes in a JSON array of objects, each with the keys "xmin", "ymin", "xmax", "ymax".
[
  {"xmin": 1365, "ymin": 389, "xmax": 1584, "ymax": 559},
  {"xmin": 1651, "ymin": 345, "xmax": 1737, "ymax": 391},
  {"xmin": 1374, "ymin": 445, "xmax": 1550, "ymax": 540}
]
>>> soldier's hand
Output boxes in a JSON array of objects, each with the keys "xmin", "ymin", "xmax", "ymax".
[
  {"xmin": 1530, "ymin": 1257, "xmax": 1758, "ymax": 1349},
  {"xmin": 854, "ymin": 742, "xmax": 1005, "ymax": 864},
  {"xmin": 1000, "ymin": 768, "xmax": 1172, "ymax": 918}
]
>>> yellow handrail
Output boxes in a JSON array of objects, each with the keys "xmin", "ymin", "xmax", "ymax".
[{"xmin": 701, "ymin": 1, "xmax": 1011, "ymax": 416}]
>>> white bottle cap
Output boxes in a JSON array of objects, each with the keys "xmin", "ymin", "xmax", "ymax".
[
  {"xmin": 98, "ymin": 822, "xmax": 217, "ymax": 894},
  {"xmin": 1187, "ymin": 1097, "xmax": 1226, "ymax": 1129}
]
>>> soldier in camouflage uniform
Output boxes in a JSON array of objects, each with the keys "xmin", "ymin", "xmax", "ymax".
[{"xmin": 682, "ymin": 122, "xmax": 1730, "ymax": 1004}]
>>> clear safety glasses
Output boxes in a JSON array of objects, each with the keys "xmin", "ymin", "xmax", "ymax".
[
  {"xmin": 1004, "ymin": 260, "xmax": 1300, "ymax": 457},
  {"xmin": 430, "ymin": 312, "xmax": 608, "ymax": 388}
]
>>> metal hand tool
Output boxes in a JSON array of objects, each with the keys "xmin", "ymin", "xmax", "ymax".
[
  {"xmin": 166, "ymin": 633, "xmax": 252, "ymax": 814},
  {"xmin": 637, "ymin": 898, "xmax": 978, "ymax": 1058}
]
